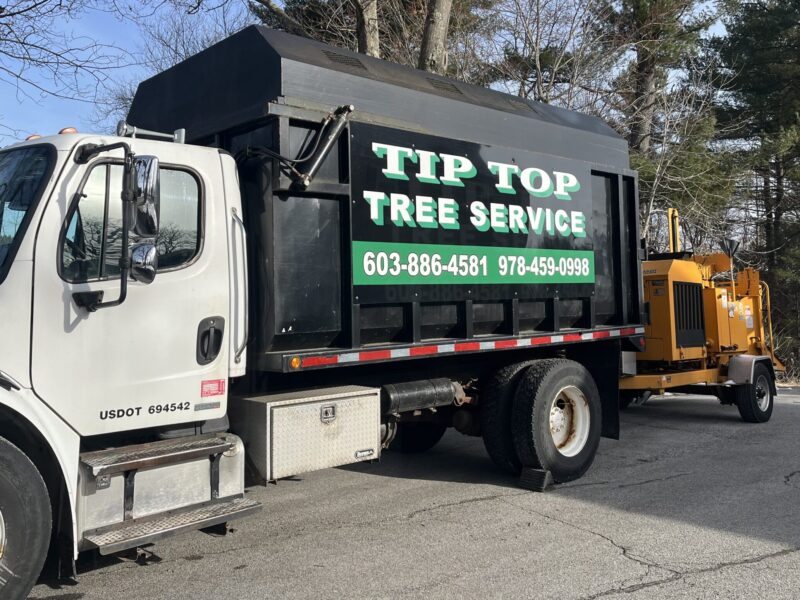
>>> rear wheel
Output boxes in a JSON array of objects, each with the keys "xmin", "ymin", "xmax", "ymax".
[
  {"xmin": 511, "ymin": 359, "xmax": 602, "ymax": 483},
  {"xmin": 736, "ymin": 362, "xmax": 774, "ymax": 423},
  {"xmin": 0, "ymin": 436, "xmax": 52, "ymax": 598},
  {"xmin": 480, "ymin": 361, "xmax": 535, "ymax": 474},
  {"xmin": 390, "ymin": 422, "xmax": 447, "ymax": 453}
]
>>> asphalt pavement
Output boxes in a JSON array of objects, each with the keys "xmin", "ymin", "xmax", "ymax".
[{"xmin": 31, "ymin": 389, "xmax": 800, "ymax": 599}]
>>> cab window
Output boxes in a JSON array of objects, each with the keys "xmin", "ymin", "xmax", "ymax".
[{"xmin": 61, "ymin": 164, "xmax": 201, "ymax": 282}]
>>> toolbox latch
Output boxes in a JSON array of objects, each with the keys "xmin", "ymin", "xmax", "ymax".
[{"xmin": 320, "ymin": 405, "xmax": 336, "ymax": 424}]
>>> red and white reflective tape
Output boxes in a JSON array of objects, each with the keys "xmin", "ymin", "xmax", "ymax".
[{"xmin": 294, "ymin": 326, "xmax": 645, "ymax": 370}]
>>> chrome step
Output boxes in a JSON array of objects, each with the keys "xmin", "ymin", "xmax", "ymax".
[
  {"xmin": 81, "ymin": 433, "xmax": 236, "ymax": 477},
  {"xmin": 84, "ymin": 496, "xmax": 261, "ymax": 555}
]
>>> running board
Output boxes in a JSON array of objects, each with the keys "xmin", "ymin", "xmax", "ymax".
[
  {"xmin": 84, "ymin": 497, "xmax": 261, "ymax": 555},
  {"xmin": 80, "ymin": 433, "xmax": 236, "ymax": 477}
]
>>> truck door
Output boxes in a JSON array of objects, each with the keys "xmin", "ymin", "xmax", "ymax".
[{"xmin": 30, "ymin": 142, "xmax": 231, "ymax": 436}]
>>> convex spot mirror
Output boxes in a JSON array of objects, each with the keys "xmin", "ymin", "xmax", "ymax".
[
  {"xmin": 130, "ymin": 243, "xmax": 158, "ymax": 284},
  {"xmin": 131, "ymin": 155, "xmax": 160, "ymax": 238}
]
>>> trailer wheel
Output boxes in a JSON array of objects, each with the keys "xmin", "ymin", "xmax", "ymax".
[
  {"xmin": 390, "ymin": 422, "xmax": 447, "ymax": 453},
  {"xmin": 0, "ymin": 436, "xmax": 52, "ymax": 598},
  {"xmin": 480, "ymin": 361, "xmax": 535, "ymax": 474},
  {"xmin": 511, "ymin": 359, "xmax": 601, "ymax": 483},
  {"xmin": 736, "ymin": 362, "xmax": 774, "ymax": 423}
]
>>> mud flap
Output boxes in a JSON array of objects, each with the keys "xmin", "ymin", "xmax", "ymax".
[{"xmin": 567, "ymin": 339, "xmax": 621, "ymax": 440}]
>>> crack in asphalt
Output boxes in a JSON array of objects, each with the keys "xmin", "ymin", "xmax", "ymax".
[
  {"xmin": 784, "ymin": 471, "xmax": 800, "ymax": 486},
  {"xmin": 498, "ymin": 497, "xmax": 679, "ymax": 577},
  {"xmin": 629, "ymin": 422, "xmax": 703, "ymax": 434},
  {"xmin": 616, "ymin": 472, "xmax": 691, "ymax": 489},
  {"xmin": 560, "ymin": 472, "xmax": 691, "ymax": 492},
  {"xmin": 495, "ymin": 496, "xmax": 800, "ymax": 600},
  {"xmin": 401, "ymin": 490, "xmax": 527, "ymax": 520},
  {"xmin": 634, "ymin": 456, "xmax": 660, "ymax": 464},
  {"xmin": 580, "ymin": 547, "xmax": 800, "ymax": 599},
  {"xmin": 559, "ymin": 480, "xmax": 611, "ymax": 490}
]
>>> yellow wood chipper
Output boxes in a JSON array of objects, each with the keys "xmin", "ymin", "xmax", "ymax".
[{"xmin": 620, "ymin": 208, "xmax": 784, "ymax": 422}]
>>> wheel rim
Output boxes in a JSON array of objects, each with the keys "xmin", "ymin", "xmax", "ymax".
[
  {"xmin": 0, "ymin": 509, "xmax": 5, "ymax": 560},
  {"xmin": 548, "ymin": 385, "xmax": 591, "ymax": 457},
  {"xmin": 755, "ymin": 374, "xmax": 771, "ymax": 412}
]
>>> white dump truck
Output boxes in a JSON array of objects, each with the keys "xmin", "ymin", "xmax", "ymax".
[{"xmin": 0, "ymin": 26, "xmax": 647, "ymax": 597}]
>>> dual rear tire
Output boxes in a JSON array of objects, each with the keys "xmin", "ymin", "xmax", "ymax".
[{"xmin": 481, "ymin": 359, "xmax": 602, "ymax": 483}]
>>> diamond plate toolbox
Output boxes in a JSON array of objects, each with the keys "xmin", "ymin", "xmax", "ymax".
[{"xmin": 229, "ymin": 386, "xmax": 381, "ymax": 482}]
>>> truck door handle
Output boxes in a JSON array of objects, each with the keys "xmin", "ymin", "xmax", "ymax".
[{"xmin": 197, "ymin": 316, "xmax": 225, "ymax": 365}]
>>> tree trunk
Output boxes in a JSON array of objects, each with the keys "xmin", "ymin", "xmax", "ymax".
[
  {"xmin": 418, "ymin": 0, "xmax": 453, "ymax": 74},
  {"xmin": 629, "ymin": 49, "xmax": 657, "ymax": 154},
  {"xmin": 773, "ymin": 157, "xmax": 785, "ymax": 265},
  {"xmin": 354, "ymin": 0, "xmax": 380, "ymax": 58},
  {"xmin": 762, "ymin": 167, "xmax": 775, "ymax": 270}
]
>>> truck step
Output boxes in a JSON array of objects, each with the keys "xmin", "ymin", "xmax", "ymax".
[
  {"xmin": 81, "ymin": 433, "xmax": 236, "ymax": 477},
  {"xmin": 84, "ymin": 496, "xmax": 261, "ymax": 555}
]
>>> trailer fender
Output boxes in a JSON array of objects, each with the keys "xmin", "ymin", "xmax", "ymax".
[
  {"xmin": 727, "ymin": 356, "xmax": 777, "ymax": 394},
  {"xmin": 0, "ymin": 380, "xmax": 81, "ymax": 559}
]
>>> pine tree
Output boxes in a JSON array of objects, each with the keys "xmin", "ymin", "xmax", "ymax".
[
  {"xmin": 714, "ymin": 0, "xmax": 800, "ymax": 371},
  {"xmin": 593, "ymin": 0, "xmax": 713, "ymax": 153}
]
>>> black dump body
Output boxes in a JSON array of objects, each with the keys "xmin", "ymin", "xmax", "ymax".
[{"xmin": 128, "ymin": 26, "xmax": 643, "ymax": 373}]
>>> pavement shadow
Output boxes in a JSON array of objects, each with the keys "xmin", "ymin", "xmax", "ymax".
[
  {"xmin": 342, "ymin": 393, "xmax": 800, "ymax": 547},
  {"xmin": 342, "ymin": 432, "xmax": 519, "ymax": 488}
]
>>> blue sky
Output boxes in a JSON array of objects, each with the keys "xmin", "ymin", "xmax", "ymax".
[{"xmin": 0, "ymin": 8, "xmax": 143, "ymax": 144}]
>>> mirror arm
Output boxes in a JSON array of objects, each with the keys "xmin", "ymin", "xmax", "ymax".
[
  {"xmin": 73, "ymin": 145, "xmax": 135, "ymax": 312},
  {"xmin": 75, "ymin": 141, "xmax": 132, "ymax": 165},
  {"xmin": 87, "ymin": 206, "xmax": 130, "ymax": 311}
]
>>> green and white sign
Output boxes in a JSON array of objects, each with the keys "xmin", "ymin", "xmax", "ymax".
[{"xmin": 349, "ymin": 123, "xmax": 595, "ymax": 303}]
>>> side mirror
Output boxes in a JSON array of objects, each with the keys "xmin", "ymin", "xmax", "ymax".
[
  {"xmin": 131, "ymin": 155, "xmax": 160, "ymax": 237},
  {"xmin": 130, "ymin": 243, "xmax": 158, "ymax": 284}
]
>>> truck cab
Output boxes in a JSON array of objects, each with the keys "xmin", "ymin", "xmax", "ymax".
[
  {"xmin": 1, "ymin": 133, "xmax": 248, "ymax": 435},
  {"xmin": 0, "ymin": 132, "xmax": 256, "ymax": 598}
]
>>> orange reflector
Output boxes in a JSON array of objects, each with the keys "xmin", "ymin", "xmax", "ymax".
[
  {"xmin": 290, "ymin": 356, "xmax": 301, "ymax": 369},
  {"xmin": 59, "ymin": 127, "xmax": 78, "ymax": 134},
  {"xmin": 25, "ymin": 134, "xmax": 42, "ymax": 141}
]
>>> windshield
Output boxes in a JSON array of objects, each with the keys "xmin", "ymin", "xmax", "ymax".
[{"xmin": 0, "ymin": 146, "xmax": 53, "ymax": 277}]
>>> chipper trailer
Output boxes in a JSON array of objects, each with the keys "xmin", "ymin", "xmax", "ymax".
[
  {"xmin": 0, "ymin": 26, "xmax": 774, "ymax": 597},
  {"xmin": 619, "ymin": 209, "xmax": 784, "ymax": 420}
]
